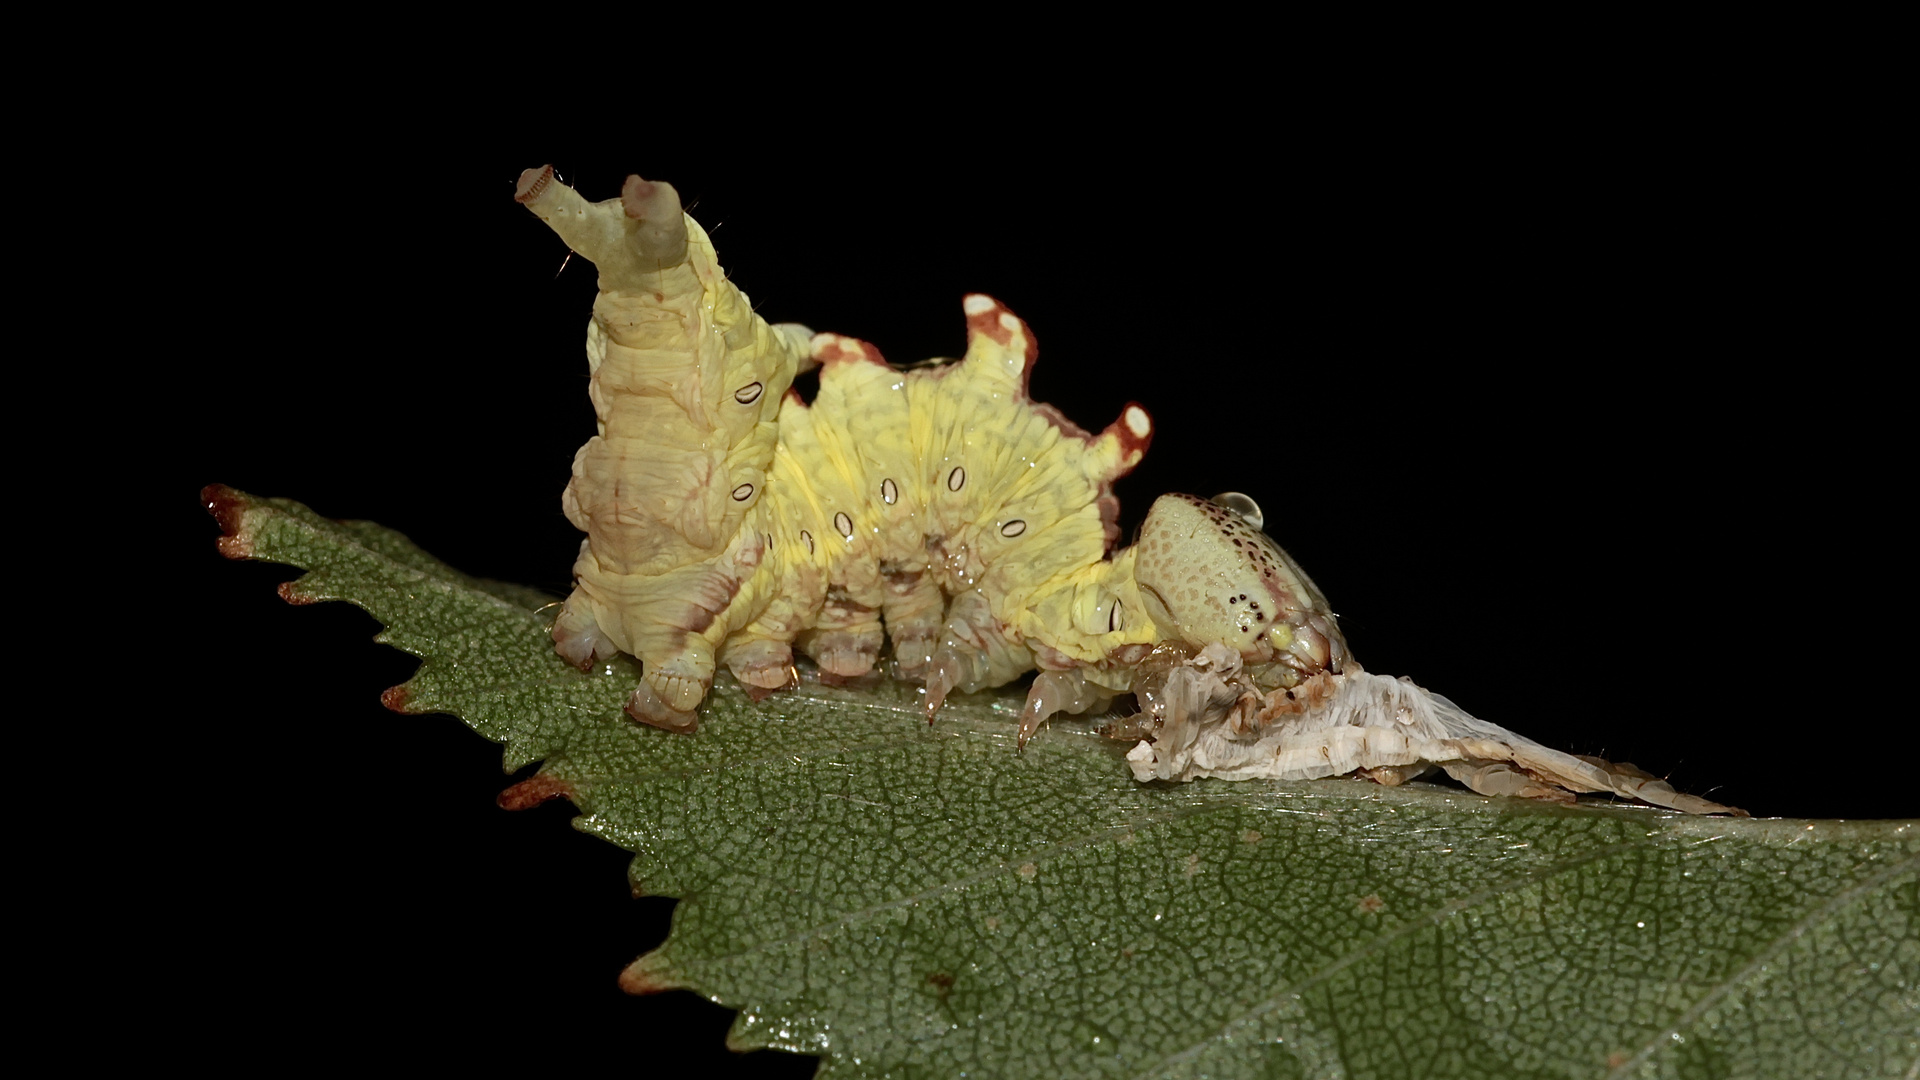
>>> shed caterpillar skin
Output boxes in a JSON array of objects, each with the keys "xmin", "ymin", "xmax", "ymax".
[{"xmin": 515, "ymin": 166, "xmax": 1741, "ymax": 815}]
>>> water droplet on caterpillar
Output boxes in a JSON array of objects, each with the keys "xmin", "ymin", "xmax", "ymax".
[{"xmin": 1210, "ymin": 491, "xmax": 1263, "ymax": 531}]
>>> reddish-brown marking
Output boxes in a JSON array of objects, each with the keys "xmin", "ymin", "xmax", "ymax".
[
  {"xmin": 812, "ymin": 333, "xmax": 891, "ymax": 369},
  {"xmin": 202, "ymin": 484, "xmax": 254, "ymax": 559},
  {"xmin": 964, "ymin": 297, "xmax": 1040, "ymax": 372},
  {"xmin": 743, "ymin": 681, "xmax": 786, "ymax": 702},
  {"xmin": 822, "ymin": 587, "xmax": 877, "ymax": 616},
  {"xmin": 618, "ymin": 958, "xmax": 680, "ymax": 996},
  {"xmin": 1030, "ymin": 401, "xmax": 1096, "ymax": 443},
  {"xmin": 620, "ymin": 175, "xmax": 657, "ymax": 219},
  {"xmin": 380, "ymin": 684, "xmax": 411, "ymax": 712},
  {"xmin": 1096, "ymin": 494, "xmax": 1122, "ymax": 547},
  {"xmin": 966, "ymin": 306, "xmax": 1016, "ymax": 346},
  {"xmin": 1034, "ymin": 644, "xmax": 1077, "ymax": 671},
  {"xmin": 497, "ymin": 775, "xmax": 577, "ymax": 811},
  {"xmin": 276, "ymin": 581, "xmax": 317, "ymax": 605},
  {"xmin": 881, "ymin": 566, "xmax": 925, "ymax": 596},
  {"xmin": 927, "ymin": 971, "xmax": 955, "ymax": 996},
  {"xmin": 513, "ymin": 165, "xmax": 553, "ymax": 204},
  {"xmin": 1106, "ymin": 401, "xmax": 1155, "ymax": 461},
  {"xmin": 1357, "ymin": 894, "xmax": 1386, "ymax": 914}
]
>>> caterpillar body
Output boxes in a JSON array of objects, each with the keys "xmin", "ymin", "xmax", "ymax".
[{"xmin": 514, "ymin": 166, "xmax": 1740, "ymax": 815}]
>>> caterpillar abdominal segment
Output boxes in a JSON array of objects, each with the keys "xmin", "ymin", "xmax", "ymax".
[{"xmin": 515, "ymin": 166, "xmax": 1744, "ymax": 816}]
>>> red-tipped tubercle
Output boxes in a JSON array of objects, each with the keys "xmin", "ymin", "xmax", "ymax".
[
  {"xmin": 962, "ymin": 294, "xmax": 1040, "ymax": 370},
  {"xmin": 1110, "ymin": 401, "xmax": 1155, "ymax": 459},
  {"xmin": 812, "ymin": 332, "xmax": 890, "ymax": 369}
]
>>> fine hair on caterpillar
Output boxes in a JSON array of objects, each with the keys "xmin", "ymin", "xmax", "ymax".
[{"xmin": 514, "ymin": 164, "xmax": 1745, "ymax": 817}]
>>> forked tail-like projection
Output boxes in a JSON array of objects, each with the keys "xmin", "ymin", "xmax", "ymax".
[{"xmin": 517, "ymin": 168, "xmax": 1744, "ymax": 815}]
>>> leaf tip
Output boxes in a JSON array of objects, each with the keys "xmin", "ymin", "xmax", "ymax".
[
  {"xmin": 497, "ymin": 775, "xmax": 576, "ymax": 811},
  {"xmin": 380, "ymin": 684, "xmax": 412, "ymax": 713},
  {"xmin": 617, "ymin": 953, "xmax": 682, "ymax": 996},
  {"xmin": 202, "ymin": 484, "xmax": 254, "ymax": 559},
  {"xmin": 277, "ymin": 580, "xmax": 319, "ymax": 606}
]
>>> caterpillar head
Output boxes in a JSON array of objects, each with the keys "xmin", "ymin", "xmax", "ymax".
[{"xmin": 1132, "ymin": 493, "xmax": 1351, "ymax": 683}]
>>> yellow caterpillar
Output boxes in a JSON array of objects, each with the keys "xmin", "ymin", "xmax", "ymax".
[{"xmin": 513, "ymin": 166, "xmax": 1740, "ymax": 815}]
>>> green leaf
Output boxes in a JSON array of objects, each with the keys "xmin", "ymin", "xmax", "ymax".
[{"xmin": 206, "ymin": 485, "xmax": 1919, "ymax": 1079}]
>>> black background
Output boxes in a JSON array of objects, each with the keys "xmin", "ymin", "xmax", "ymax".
[{"xmin": 166, "ymin": 108, "xmax": 1906, "ymax": 1073}]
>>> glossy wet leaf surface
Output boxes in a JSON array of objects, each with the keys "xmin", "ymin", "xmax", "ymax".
[{"xmin": 207, "ymin": 486, "xmax": 1918, "ymax": 1079}]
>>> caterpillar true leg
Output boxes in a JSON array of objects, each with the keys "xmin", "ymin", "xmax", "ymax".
[
  {"xmin": 924, "ymin": 592, "xmax": 1033, "ymax": 723},
  {"xmin": 921, "ymin": 647, "xmax": 969, "ymax": 722},
  {"xmin": 1017, "ymin": 669, "xmax": 1112, "ymax": 749}
]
